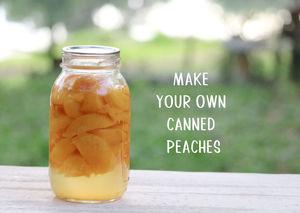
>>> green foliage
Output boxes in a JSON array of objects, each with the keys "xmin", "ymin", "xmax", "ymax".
[
  {"xmin": 0, "ymin": 0, "xmax": 157, "ymax": 29},
  {"xmin": 0, "ymin": 0, "xmax": 130, "ymax": 29}
]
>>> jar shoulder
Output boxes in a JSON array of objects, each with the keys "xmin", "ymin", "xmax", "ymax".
[{"xmin": 52, "ymin": 70, "xmax": 129, "ymax": 94}]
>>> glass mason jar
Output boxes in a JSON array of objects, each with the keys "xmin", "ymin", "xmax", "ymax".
[{"xmin": 49, "ymin": 45, "xmax": 130, "ymax": 203}]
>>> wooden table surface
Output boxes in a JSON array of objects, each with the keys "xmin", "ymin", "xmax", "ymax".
[{"xmin": 0, "ymin": 166, "xmax": 299, "ymax": 212}]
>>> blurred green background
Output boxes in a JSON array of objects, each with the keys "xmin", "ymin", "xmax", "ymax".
[{"xmin": 0, "ymin": 0, "xmax": 299, "ymax": 173}]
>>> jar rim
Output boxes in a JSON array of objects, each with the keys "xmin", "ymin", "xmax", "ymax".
[{"xmin": 62, "ymin": 45, "xmax": 120, "ymax": 56}]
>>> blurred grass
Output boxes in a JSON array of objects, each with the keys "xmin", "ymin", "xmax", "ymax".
[{"xmin": 0, "ymin": 72, "xmax": 299, "ymax": 173}]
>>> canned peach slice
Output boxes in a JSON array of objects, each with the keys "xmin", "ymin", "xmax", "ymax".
[
  {"xmin": 81, "ymin": 93, "xmax": 106, "ymax": 113},
  {"xmin": 51, "ymin": 87, "xmax": 67, "ymax": 105},
  {"xmin": 90, "ymin": 129, "xmax": 122, "ymax": 145},
  {"xmin": 63, "ymin": 113, "xmax": 115, "ymax": 138},
  {"xmin": 105, "ymin": 88, "xmax": 130, "ymax": 111},
  {"xmin": 72, "ymin": 133, "xmax": 116, "ymax": 174},
  {"xmin": 90, "ymin": 129, "xmax": 122, "ymax": 155},
  {"xmin": 121, "ymin": 130, "xmax": 130, "ymax": 164},
  {"xmin": 69, "ymin": 92, "xmax": 85, "ymax": 102},
  {"xmin": 60, "ymin": 153, "xmax": 92, "ymax": 177},
  {"xmin": 108, "ymin": 107, "xmax": 130, "ymax": 123},
  {"xmin": 50, "ymin": 105, "xmax": 65, "ymax": 116},
  {"xmin": 50, "ymin": 138, "xmax": 76, "ymax": 168},
  {"xmin": 111, "ymin": 122, "xmax": 130, "ymax": 133},
  {"xmin": 63, "ymin": 98, "xmax": 81, "ymax": 118},
  {"xmin": 122, "ymin": 86, "xmax": 130, "ymax": 96},
  {"xmin": 49, "ymin": 132, "xmax": 61, "ymax": 151},
  {"xmin": 50, "ymin": 113, "xmax": 72, "ymax": 133},
  {"xmin": 49, "ymin": 137, "xmax": 55, "ymax": 151},
  {"xmin": 72, "ymin": 76, "xmax": 99, "ymax": 92}
]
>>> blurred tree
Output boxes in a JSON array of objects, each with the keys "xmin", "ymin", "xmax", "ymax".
[
  {"xmin": 0, "ymin": 0, "xmax": 128, "ymax": 70},
  {"xmin": 215, "ymin": 0, "xmax": 300, "ymax": 82},
  {"xmin": 282, "ymin": 5, "xmax": 300, "ymax": 82},
  {"xmin": 215, "ymin": 0, "xmax": 293, "ymax": 38}
]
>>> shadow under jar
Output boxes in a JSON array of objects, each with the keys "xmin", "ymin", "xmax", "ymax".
[{"xmin": 49, "ymin": 45, "xmax": 130, "ymax": 203}]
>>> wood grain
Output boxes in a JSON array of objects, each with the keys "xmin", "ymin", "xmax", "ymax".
[{"xmin": 0, "ymin": 166, "xmax": 299, "ymax": 212}]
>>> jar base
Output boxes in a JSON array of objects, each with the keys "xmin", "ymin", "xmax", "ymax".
[
  {"xmin": 50, "ymin": 167, "xmax": 127, "ymax": 203},
  {"xmin": 57, "ymin": 196, "xmax": 121, "ymax": 204}
]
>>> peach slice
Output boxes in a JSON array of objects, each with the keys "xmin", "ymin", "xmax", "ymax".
[
  {"xmin": 105, "ymin": 87, "xmax": 130, "ymax": 111},
  {"xmin": 50, "ymin": 113, "xmax": 72, "ymax": 133},
  {"xmin": 90, "ymin": 129, "xmax": 122, "ymax": 155},
  {"xmin": 72, "ymin": 76, "xmax": 98, "ymax": 92},
  {"xmin": 108, "ymin": 107, "xmax": 130, "ymax": 123},
  {"xmin": 122, "ymin": 86, "xmax": 130, "ymax": 96},
  {"xmin": 72, "ymin": 133, "xmax": 116, "ymax": 174},
  {"xmin": 50, "ymin": 138, "xmax": 76, "ymax": 168},
  {"xmin": 63, "ymin": 98, "xmax": 81, "ymax": 118},
  {"xmin": 122, "ymin": 130, "xmax": 130, "ymax": 165},
  {"xmin": 69, "ymin": 92, "xmax": 85, "ymax": 102},
  {"xmin": 60, "ymin": 153, "xmax": 92, "ymax": 177},
  {"xmin": 111, "ymin": 122, "xmax": 129, "ymax": 131},
  {"xmin": 49, "ymin": 132, "xmax": 62, "ymax": 151},
  {"xmin": 63, "ymin": 113, "xmax": 115, "ymax": 137},
  {"xmin": 81, "ymin": 93, "xmax": 105, "ymax": 113},
  {"xmin": 50, "ymin": 104, "xmax": 65, "ymax": 116},
  {"xmin": 90, "ymin": 129, "xmax": 122, "ymax": 145},
  {"xmin": 51, "ymin": 88, "xmax": 66, "ymax": 105},
  {"xmin": 49, "ymin": 138, "xmax": 56, "ymax": 152}
]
